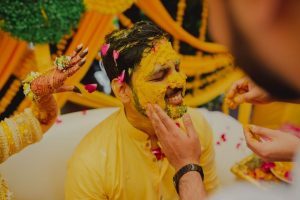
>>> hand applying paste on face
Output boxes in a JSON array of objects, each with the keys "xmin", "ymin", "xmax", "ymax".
[{"xmin": 131, "ymin": 40, "xmax": 187, "ymax": 119}]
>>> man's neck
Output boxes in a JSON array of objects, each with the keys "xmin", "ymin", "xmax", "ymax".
[{"xmin": 124, "ymin": 105, "xmax": 156, "ymax": 138}]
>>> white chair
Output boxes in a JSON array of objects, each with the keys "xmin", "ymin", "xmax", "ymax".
[{"xmin": 0, "ymin": 108, "xmax": 250, "ymax": 200}]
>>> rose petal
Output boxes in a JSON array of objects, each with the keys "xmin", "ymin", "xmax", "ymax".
[
  {"xmin": 81, "ymin": 109, "xmax": 87, "ymax": 115},
  {"xmin": 84, "ymin": 84, "xmax": 97, "ymax": 93},
  {"xmin": 113, "ymin": 50, "xmax": 119, "ymax": 60},
  {"xmin": 221, "ymin": 133, "xmax": 227, "ymax": 142},
  {"xmin": 284, "ymin": 171, "xmax": 292, "ymax": 181},
  {"xmin": 56, "ymin": 117, "xmax": 62, "ymax": 124},
  {"xmin": 261, "ymin": 162, "xmax": 275, "ymax": 172},
  {"xmin": 113, "ymin": 50, "xmax": 119, "ymax": 59},
  {"xmin": 151, "ymin": 147, "xmax": 165, "ymax": 160},
  {"xmin": 101, "ymin": 43, "xmax": 110, "ymax": 56},
  {"xmin": 117, "ymin": 70, "xmax": 125, "ymax": 83}
]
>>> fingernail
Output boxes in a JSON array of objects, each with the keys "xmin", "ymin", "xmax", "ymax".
[
  {"xmin": 76, "ymin": 43, "xmax": 83, "ymax": 52},
  {"xmin": 78, "ymin": 57, "xmax": 86, "ymax": 66},
  {"xmin": 249, "ymin": 125, "xmax": 256, "ymax": 132},
  {"xmin": 72, "ymin": 86, "xmax": 81, "ymax": 94},
  {"xmin": 80, "ymin": 48, "xmax": 89, "ymax": 58}
]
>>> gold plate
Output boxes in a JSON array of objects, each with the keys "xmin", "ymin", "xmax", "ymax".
[
  {"xmin": 270, "ymin": 162, "xmax": 293, "ymax": 184},
  {"xmin": 231, "ymin": 154, "xmax": 278, "ymax": 188}
]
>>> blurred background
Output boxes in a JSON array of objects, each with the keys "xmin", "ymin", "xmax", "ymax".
[{"xmin": 0, "ymin": 0, "xmax": 299, "ymax": 129}]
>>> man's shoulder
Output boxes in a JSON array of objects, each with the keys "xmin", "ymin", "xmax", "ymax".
[
  {"xmin": 83, "ymin": 109, "xmax": 121, "ymax": 139},
  {"xmin": 69, "ymin": 110, "xmax": 121, "ymax": 162}
]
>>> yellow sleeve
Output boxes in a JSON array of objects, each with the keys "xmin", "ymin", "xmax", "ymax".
[
  {"xmin": 188, "ymin": 108, "xmax": 219, "ymax": 193},
  {"xmin": 65, "ymin": 153, "xmax": 107, "ymax": 200},
  {"xmin": 0, "ymin": 108, "xmax": 43, "ymax": 163}
]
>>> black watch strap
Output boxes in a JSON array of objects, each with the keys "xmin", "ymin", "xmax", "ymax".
[{"xmin": 173, "ymin": 163, "xmax": 204, "ymax": 194}]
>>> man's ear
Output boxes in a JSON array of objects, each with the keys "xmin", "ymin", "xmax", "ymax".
[{"xmin": 111, "ymin": 79, "xmax": 131, "ymax": 104}]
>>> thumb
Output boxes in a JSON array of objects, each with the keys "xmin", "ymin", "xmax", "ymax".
[
  {"xmin": 234, "ymin": 91, "xmax": 256, "ymax": 104},
  {"xmin": 249, "ymin": 125, "xmax": 278, "ymax": 138},
  {"xmin": 54, "ymin": 85, "xmax": 81, "ymax": 94},
  {"xmin": 183, "ymin": 114, "xmax": 197, "ymax": 138}
]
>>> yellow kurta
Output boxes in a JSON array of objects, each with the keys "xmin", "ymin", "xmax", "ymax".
[{"xmin": 65, "ymin": 107, "xmax": 218, "ymax": 199}]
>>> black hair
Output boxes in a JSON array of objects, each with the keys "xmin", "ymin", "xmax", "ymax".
[{"xmin": 101, "ymin": 21, "xmax": 169, "ymax": 84}]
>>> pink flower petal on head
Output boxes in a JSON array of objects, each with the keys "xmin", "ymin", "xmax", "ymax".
[
  {"xmin": 84, "ymin": 83, "xmax": 97, "ymax": 93},
  {"xmin": 101, "ymin": 43, "xmax": 110, "ymax": 56},
  {"xmin": 117, "ymin": 70, "xmax": 125, "ymax": 83},
  {"xmin": 113, "ymin": 50, "xmax": 119, "ymax": 65}
]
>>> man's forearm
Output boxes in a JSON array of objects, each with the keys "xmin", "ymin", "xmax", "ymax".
[{"xmin": 179, "ymin": 171, "xmax": 206, "ymax": 200}]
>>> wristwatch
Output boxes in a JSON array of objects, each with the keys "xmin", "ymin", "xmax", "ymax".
[{"xmin": 173, "ymin": 163, "xmax": 204, "ymax": 194}]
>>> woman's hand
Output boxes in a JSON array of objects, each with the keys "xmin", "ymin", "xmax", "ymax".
[
  {"xmin": 31, "ymin": 44, "xmax": 88, "ymax": 97},
  {"xmin": 244, "ymin": 125, "xmax": 300, "ymax": 162},
  {"xmin": 226, "ymin": 77, "xmax": 272, "ymax": 109}
]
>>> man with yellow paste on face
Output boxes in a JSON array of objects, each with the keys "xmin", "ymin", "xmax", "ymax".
[{"xmin": 65, "ymin": 21, "xmax": 218, "ymax": 199}]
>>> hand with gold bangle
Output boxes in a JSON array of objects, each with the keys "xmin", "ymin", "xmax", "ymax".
[
  {"xmin": 24, "ymin": 44, "xmax": 88, "ymax": 129},
  {"xmin": 0, "ymin": 44, "xmax": 88, "ymax": 198},
  {"xmin": 0, "ymin": 44, "xmax": 88, "ymax": 164}
]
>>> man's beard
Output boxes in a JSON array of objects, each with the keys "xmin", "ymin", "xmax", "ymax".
[
  {"xmin": 132, "ymin": 90, "xmax": 187, "ymax": 120},
  {"xmin": 225, "ymin": 6, "xmax": 300, "ymax": 100}
]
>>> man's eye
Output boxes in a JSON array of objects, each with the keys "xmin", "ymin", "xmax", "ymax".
[{"xmin": 150, "ymin": 69, "xmax": 168, "ymax": 81}]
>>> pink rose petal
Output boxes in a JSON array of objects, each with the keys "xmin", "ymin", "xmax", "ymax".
[
  {"xmin": 284, "ymin": 171, "xmax": 292, "ymax": 181},
  {"xmin": 56, "ymin": 117, "xmax": 62, "ymax": 124},
  {"xmin": 84, "ymin": 84, "xmax": 97, "ymax": 93},
  {"xmin": 151, "ymin": 147, "xmax": 165, "ymax": 160},
  {"xmin": 81, "ymin": 109, "xmax": 87, "ymax": 115},
  {"xmin": 221, "ymin": 133, "xmax": 227, "ymax": 142},
  {"xmin": 117, "ymin": 70, "xmax": 125, "ymax": 83},
  {"xmin": 113, "ymin": 50, "xmax": 119, "ymax": 65},
  {"xmin": 261, "ymin": 162, "xmax": 275, "ymax": 172},
  {"xmin": 101, "ymin": 43, "xmax": 110, "ymax": 56}
]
